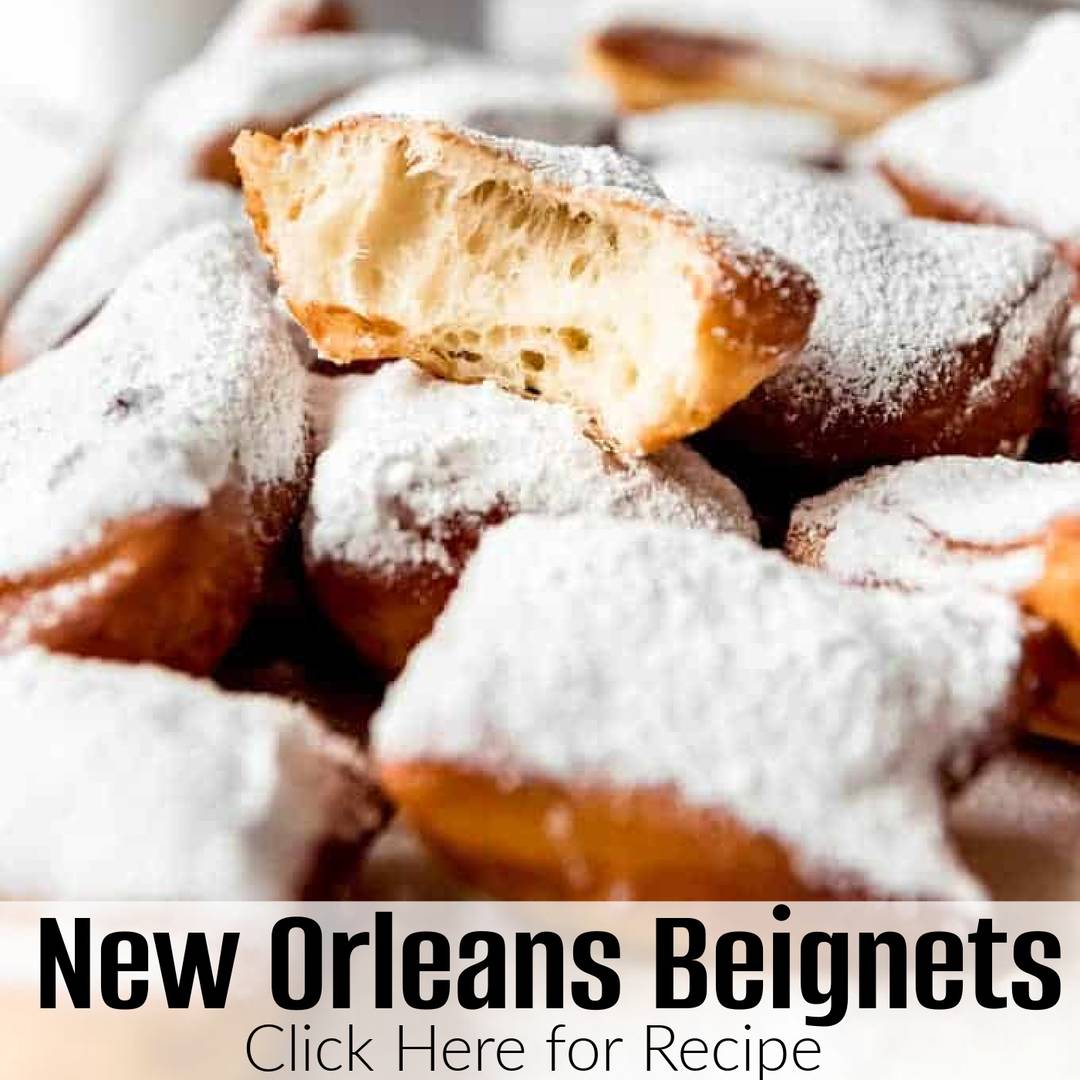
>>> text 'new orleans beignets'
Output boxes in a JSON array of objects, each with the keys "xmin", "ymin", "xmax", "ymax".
[
  {"xmin": 0, "ymin": 648, "xmax": 387, "ymax": 900},
  {"xmin": 0, "ymin": 223, "xmax": 309, "ymax": 674},
  {"xmin": 658, "ymin": 159, "xmax": 1072, "ymax": 482},
  {"xmin": 234, "ymin": 117, "xmax": 818, "ymax": 454},
  {"xmin": 786, "ymin": 456, "xmax": 1080, "ymax": 745},
  {"xmin": 304, "ymin": 361, "xmax": 758, "ymax": 674},
  {"xmin": 375, "ymin": 517, "xmax": 1026, "ymax": 901}
]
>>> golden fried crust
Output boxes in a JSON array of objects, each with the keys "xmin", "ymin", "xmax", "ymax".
[
  {"xmin": 1018, "ymin": 621, "xmax": 1080, "ymax": 746},
  {"xmin": 306, "ymin": 507, "xmax": 502, "ymax": 677},
  {"xmin": 1023, "ymin": 519, "xmax": 1080, "ymax": 657},
  {"xmin": 307, "ymin": 560, "xmax": 459, "ymax": 677},
  {"xmin": 583, "ymin": 27, "xmax": 954, "ymax": 136},
  {"xmin": 234, "ymin": 118, "xmax": 818, "ymax": 455},
  {"xmin": 0, "ymin": 479, "xmax": 305, "ymax": 676},
  {"xmin": 380, "ymin": 761, "xmax": 839, "ymax": 900},
  {"xmin": 880, "ymin": 164, "xmax": 1080, "ymax": 295},
  {"xmin": 701, "ymin": 276, "xmax": 1063, "ymax": 489}
]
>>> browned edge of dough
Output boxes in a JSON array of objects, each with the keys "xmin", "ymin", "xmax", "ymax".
[
  {"xmin": 377, "ymin": 757, "xmax": 1003, "ymax": 901},
  {"xmin": 698, "ymin": 261, "xmax": 1068, "ymax": 487},
  {"xmin": 0, "ymin": 475, "xmax": 308, "ymax": 676}
]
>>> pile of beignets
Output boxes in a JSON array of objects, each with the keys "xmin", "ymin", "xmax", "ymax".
[{"xmin": 3, "ymin": 0, "xmax": 1080, "ymax": 902}]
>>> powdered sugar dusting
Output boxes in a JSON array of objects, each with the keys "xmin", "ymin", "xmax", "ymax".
[
  {"xmin": 306, "ymin": 362, "xmax": 757, "ymax": 574},
  {"xmin": 474, "ymin": 126, "xmax": 669, "ymax": 208},
  {"xmin": 4, "ymin": 164, "xmax": 241, "ymax": 363},
  {"xmin": 125, "ymin": 32, "xmax": 435, "ymax": 165},
  {"xmin": 789, "ymin": 456, "xmax": 1080, "ymax": 595},
  {"xmin": 0, "ymin": 648, "xmax": 377, "ymax": 900},
  {"xmin": 314, "ymin": 58, "xmax": 615, "ymax": 147},
  {"xmin": 584, "ymin": 0, "xmax": 977, "ymax": 79},
  {"xmin": 376, "ymin": 517, "xmax": 1025, "ymax": 899},
  {"xmin": 872, "ymin": 13, "xmax": 1080, "ymax": 244},
  {"xmin": 657, "ymin": 158, "xmax": 1066, "ymax": 422},
  {"xmin": 0, "ymin": 223, "xmax": 307, "ymax": 580}
]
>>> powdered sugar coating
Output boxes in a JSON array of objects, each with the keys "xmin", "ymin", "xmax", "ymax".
[
  {"xmin": 0, "ymin": 648, "xmax": 380, "ymax": 899},
  {"xmin": 584, "ymin": 0, "xmax": 977, "ymax": 80},
  {"xmin": 376, "ymin": 517, "xmax": 1025, "ymax": 899},
  {"xmin": 620, "ymin": 103, "xmax": 841, "ymax": 167},
  {"xmin": 788, "ymin": 456, "xmax": 1080, "ymax": 595},
  {"xmin": 125, "ymin": 33, "xmax": 435, "ymax": 166},
  {"xmin": 657, "ymin": 158, "xmax": 1067, "ymax": 425},
  {"xmin": 872, "ymin": 14, "xmax": 1080, "ymax": 245},
  {"xmin": 306, "ymin": 362, "xmax": 757, "ymax": 574},
  {"xmin": 470, "ymin": 125, "xmax": 669, "ymax": 209},
  {"xmin": 314, "ymin": 58, "xmax": 615, "ymax": 147},
  {"xmin": 3, "ymin": 164, "xmax": 241, "ymax": 363},
  {"xmin": 0, "ymin": 223, "xmax": 307, "ymax": 580}
]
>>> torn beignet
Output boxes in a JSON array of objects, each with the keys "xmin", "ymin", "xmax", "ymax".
[{"xmin": 235, "ymin": 116, "xmax": 818, "ymax": 454}]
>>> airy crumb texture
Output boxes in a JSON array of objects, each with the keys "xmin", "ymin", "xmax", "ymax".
[
  {"xmin": 583, "ymin": 0, "xmax": 977, "ymax": 79},
  {"xmin": 124, "ymin": 33, "xmax": 435, "ymax": 179},
  {"xmin": 235, "ymin": 116, "xmax": 817, "ymax": 454},
  {"xmin": 2, "ymin": 164, "xmax": 241, "ymax": 367},
  {"xmin": 659, "ymin": 158, "xmax": 1071, "ymax": 469},
  {"xmin": 306, "ymin": 361, "xmax": 758, "ymax": 575},
  {"xmin": 208, "ymin": 0, "xmax": 355, "ymax": 54},
  {"xmin": 787, "ymin": 456, "xmax": 1080, "ymax": 596},
  {"xmin": 871, "ymin": 14, "xmax": 1080, "ymax": 248},
  {"xmin": 0, "ymin": 648, "xmax": 384, "ymax": 900},
  {"xmin": 0, "ymin": 223, "xmax": 308, "ymax": 581},
  {"xmin": 376, "ymin": 517, "xmax": 1025, "ymax": 900},
  {"xmin": 313, "ymin": 58, "xmax": 616, "ymax": 147},
  {"xmin": 620, "ymin": 102, "xmax": 842, "ymax": 166}
]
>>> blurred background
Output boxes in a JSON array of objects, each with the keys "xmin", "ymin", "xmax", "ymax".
[{"xmin": 0, "ymin": 0, "xmax": 1072, "ymax": 117}]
